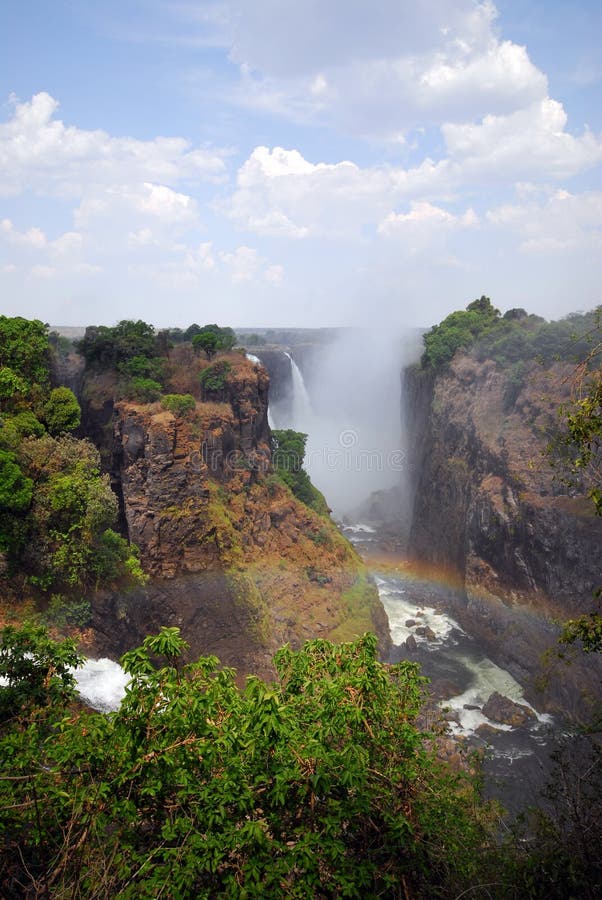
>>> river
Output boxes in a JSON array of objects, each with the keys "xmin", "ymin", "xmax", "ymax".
[{"xmin": 342, "ymin": 522, "xmax": 563, "ymax": 816}]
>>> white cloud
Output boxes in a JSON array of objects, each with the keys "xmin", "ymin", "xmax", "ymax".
[
  {"xmin": 0, "ymin": 92, "xmax": 227, "ymax": 198},
  {"xmin": 197, "ymin": 241, "xmax": 215, "ymax": 270},
  {"xmin": 1, "ymin": 219, "xmax": 47, "ymax": 248},
  {"xmin": 50, "ymin": 231, "xmax": 83, "ymax": 256},
  {"xmin": 378, "ymin": 201, "xmax": 477, "ymax": 235},
  {"xmin": 443, "ymin": 98, "xmax": 602, "ymax": 180},
  {"xmin": 225, "ymin": 146, "xmax": 395, "ymax": 238},
  {"xmin": 219, "ymin": 245, "xmax": 261, "ymax": 282},
  {"xmin": 487, "ymin": 187, "xmax": 602, "ymax": 254},
  {"xmin": 209, "ymin": 1, "xmax": 547, "ymax": 137},
  {"xmin": 0, "ymin": 218, "xmax": 86, "ymax": 258},
  {"xmin": 76, "ymin": 182, "xmax": 198, "ymax": 228}
]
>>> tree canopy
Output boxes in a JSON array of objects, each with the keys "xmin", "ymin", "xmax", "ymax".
[
  {"xmin": 421, "ymin": 296, "xmax": 500, "ymax": 368},
  {"xmin": 0, "ymin": 626, "xmax": 501, "ymax": 898}
]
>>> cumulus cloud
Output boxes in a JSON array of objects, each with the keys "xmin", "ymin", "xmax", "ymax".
[
  {"xmin": 203, "ymin": 0, "xmax": 548, "ymax": 137},
  {"xmin": 76, "ymin": 182, "xmax": 198, "ymax": 229},
  {"xmin": 0, "ymin": 218, "xmax": 88, "ymax": 271},
  {"xmin": 225, "ymin": 146, "xmax": 396, "ymax": 238},
  {"xmin": 219, "ymin": 245, "xmax": 262, "ymax": 282},
  {"xmin": 443, "ymin": 97, "xmax": 602, "ymax": 180},
  {"xmin": 487, "ymin": 187, "xmax": 602, "ymax": 254},
  {"xmin": 378, "ymin": 202, "xmax": 477, "ymax": 239},
  {"xmin": 0, "ymin": 92, "xmax": 227, "ymax": 198}
]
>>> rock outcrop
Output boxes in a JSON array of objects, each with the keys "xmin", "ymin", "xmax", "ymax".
[
  {"xmin": 481, "ymin": 692, "xmax": 536, "ymax": 728},
  {"xmin": 80, "ymin": 350, "xmax": 389, "ymax": 676}
]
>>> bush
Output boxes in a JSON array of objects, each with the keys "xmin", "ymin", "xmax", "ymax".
[
  {"xmin": 271, "ymin": 429, "xmax": 327, "ymax": 511},
  {"xmin": 77, "ymin": 320, "xmax": 158, "ymax": 368},
  {"xmin": 43, "ymin": 386, "xmax": 81, "ymax": 435},
  {"xmin": 44, "ymin": 594, "xmax": 92, "ymax": 629},
  {"xmin": 0, "ymin": 316, "xmax": 50, "ymax": 387},
  {"xmin": 0, "ymin": 622, "xmax": 81, "ymax": 723},
  {"xmin": 421, "ymin": 296, "xmax": 501, "ymax": 369},
  {"xmin": 127, "ymin": 377, "xmax": 162, "ymax": 402},
  {"xmin": 191, "ymin": 324, "xmax": 237, "ymax": 358},
  {"xmin": 199, "ymin": 361, "xmax": 232, "ymax": 396},
  {"xmin": 0, "ymin": 628, "xmax": 501, "ymax": 897},
  {"xmin": 121, "ymin": 354, "xmax": 166, "ymax": 384},
  {"xmin": 160, "ymin": 393, "xmax": 196, "ymax": 417},
  {"xmin": 0, "ymin": 449, "xmax": 33, "ymax": 514}
]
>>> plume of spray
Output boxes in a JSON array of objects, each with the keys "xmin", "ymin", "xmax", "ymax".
[{"xmin": 273, "ymin": 327, "xmax": 422, "ymax": 520}]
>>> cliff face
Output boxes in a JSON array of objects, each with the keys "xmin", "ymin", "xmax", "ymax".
[
  {"xmin": 81, "ymin": 352, "xmax": 388, "ymax": 676},
  {"xmin": 405, "ymin": 355, "xmax": 602, "ymax": 717}
]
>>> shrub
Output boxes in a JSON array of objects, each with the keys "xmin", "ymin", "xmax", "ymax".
[
  {"xmin": 199, "ymin": 361, "xmax": 232, "ymax": 396},
  {"xmin": 0, "ymin": 449, "xmax": 33, "ymax": 513},
  {"xmin": 43, "ymin": 386, "xmax": 81, "ymax": 435},
  {"xmin": 421, "ymin": 296, "xmax": 501, "ymax": 369},
  {"xmin": 0, "ymin": 628, "xmax": 501, "ymax": 897},
  {"xmin": 121, "ymin": 354, "xmax": 166, "ymax": 384},
  {"xmin": 191, "ymin": 324, "xmax": 237, "ymax": 359},
  {"xmin": 160, "ymin": 393, "xmax": 196, "ymax": 417},
  {"xmin": 44, "ymin": 594, "xmax": 92, "ymax": 629},
  {"xmin": 127, "ymin": 377, "xmax": 162, "ymax": 402}
]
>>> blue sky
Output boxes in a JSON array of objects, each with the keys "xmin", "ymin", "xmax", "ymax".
[{"xmin": 1, "ymin": 0, "xmax": 601, "ymax": 328}]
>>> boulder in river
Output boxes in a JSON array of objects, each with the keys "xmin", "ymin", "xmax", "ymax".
[
  {"xmin": 405, "ymin": 634, "xmax": 418, "ymax": 652},
  {"xmin": 482, "ymin": 691, "xmax": 537, "ymax": 727}
]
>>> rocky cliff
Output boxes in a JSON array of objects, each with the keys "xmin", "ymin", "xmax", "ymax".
[
  {"xmin": 80, "ymin": 348, "xmax": 388, "ymax": 677},
  {"xmin": 405, "ymin": 354, "xmax": 602, "ymax": 718}
]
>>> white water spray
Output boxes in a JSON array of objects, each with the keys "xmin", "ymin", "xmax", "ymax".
[{"xmin": 72, "ymin": 658, "xmax": 129, "ymax": 712}]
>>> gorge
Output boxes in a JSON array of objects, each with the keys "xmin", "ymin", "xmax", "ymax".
[{"xmin": 1, "ymin": 310, "xmax": 601, "ymax": 897}]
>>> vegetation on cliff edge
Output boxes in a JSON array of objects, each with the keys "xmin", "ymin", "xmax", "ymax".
[{"xmin": 0, "ymin": 316, "xmax": 145, "ymax": 606}]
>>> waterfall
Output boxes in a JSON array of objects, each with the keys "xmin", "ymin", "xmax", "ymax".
[
  {"xmin": 247, "ymin": 351, "xmax": 276, "ymax": 428},
  {"xmin": 284, "ymin": 352, "xmax": 313, "ymax": 431}
]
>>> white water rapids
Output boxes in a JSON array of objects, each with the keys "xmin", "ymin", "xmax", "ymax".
[{"xmin": 72, "ymin": 658, "xmax": 129, "ymax": 712}]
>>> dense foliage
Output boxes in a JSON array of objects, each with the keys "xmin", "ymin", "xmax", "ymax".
[
  {"xmin": 422, "ymin": 299, "xmax": 600, "ymax": 372},
  {"xmin": 2, "ymin": 624, "xmax": 599, "ymax": 898},
  {"xmin": 271, "ymin": 428, "xmax": 328, "ymax": 513},
  {"xmin": 0, "ymin": 317, "xmax": 144, "ymax": 599},
  {"xmin": 199, "ymin": 360, "xmax": 232, "ymax": 397},
  {"xmin": 0, "ymin": 626, "xmax": 502, "ymax": 898},
  {"xmin": 191, "ymin": 323, "xmax": 237, "ymax": 359},
  {"xmin": 421, "ymin": 296, "xmax": 501, "ymax": 368},
  {"xmin": 160, "ymin": 393, "xmax": 197, "ymax": 416}
]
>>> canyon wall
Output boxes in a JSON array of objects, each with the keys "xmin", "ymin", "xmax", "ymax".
[{"xmin": 405, "ymin": 354, "xmax": 602, "ymax": 718}]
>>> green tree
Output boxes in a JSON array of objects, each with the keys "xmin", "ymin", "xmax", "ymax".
[
  {"xmin": 0, "ymin": 367, "xmax": 28, "ymax": 410},
  {"xmin": 0, "ymin": 628, "xmax": 500, "ymax": 898},
  {"xmin": 192, "ymin": 324, "xmax": 237, "ymax": 358},
  {"xmin": 76, "ymin": 320, "xmax": 157, "ymax": 368},
  {"xmin": 0, "ymin": 622, "xmax": 81, "ymax": 724},
  {"xmin": 0, "ymin": 316, "xmax": 49, "ymax": 387},
  {"xmin": 127, "ymin": 376, "xmax": 162, "ymax": 402},
  {"xmin": 421, "ymin": 296, "xmax": 502, "ymax": 369},
  {"xmin": 0, "ymin": 449, "xmax": 33, "ymax": 515},
  {"xmin": 160, "ymin": 393, "xmax": 196, "ymax": 416},
  {"xmin": 272, "ymin": 429, "xmax": 321, "ymax": 509},
  {"xmin": 199, "ymin": 360, "xmax": 232, "ymax": 397},
  {"xmin": 12, "ymin": 434, "xmax": 145, "ymax": 593},
  {"xmin": 43, "ymin": 386, "xmax": 81, "ymax": 435},
  {"xmin": 193, "ymin": 330, "xmax": 219, "ymax": 359}
]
